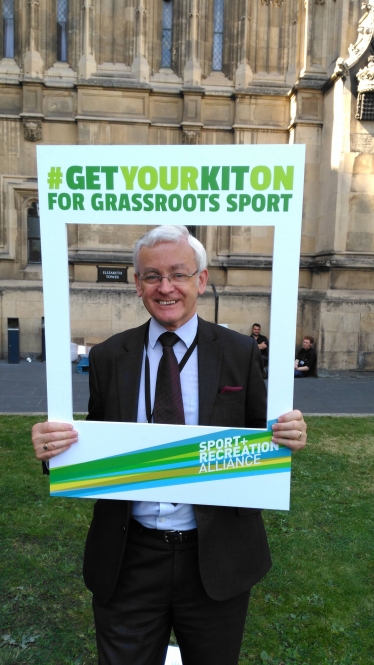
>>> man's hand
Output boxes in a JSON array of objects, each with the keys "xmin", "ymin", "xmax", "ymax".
[
  {"xmin": 258, "ymin": 342, "xmax": 267, "ymax": 350},
  {"xmin": 271, "ymin": 410, "xmax": 306, "ymax": 451},
  {"xmin": 32, "ymin": 422, "xmax": 78, "ymax": 461}
]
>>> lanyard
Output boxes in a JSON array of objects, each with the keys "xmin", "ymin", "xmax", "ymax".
[{"xmin": 145, "ymin": 326, "xmax": 198, "ymax": 424}]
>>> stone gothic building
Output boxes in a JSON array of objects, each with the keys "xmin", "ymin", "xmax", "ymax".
[{"xmin": 0, "ymin": 0, "xmax": 373, "ymax": 372}]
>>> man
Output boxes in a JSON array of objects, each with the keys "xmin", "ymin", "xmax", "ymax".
[
  {"xmin": 32, "ymin": 226, "xmax": 306, "ymax": 665},
  {"xmin": 250, "ymin": 323, "xmax": 269, "ymax": 377},
  {"xmin": 294, "ymin": 336, "xmax": 316, "ymax": 378}
]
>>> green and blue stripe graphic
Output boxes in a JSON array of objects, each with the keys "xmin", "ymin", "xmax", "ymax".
[{"xmin": 50, "ymin": 426, "xmax": 291, "ymax": 498}]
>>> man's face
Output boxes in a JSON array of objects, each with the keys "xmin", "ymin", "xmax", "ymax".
[
  {"xmin": 134, "ymin": 241, "xmax": 208, "ymax": 331},
  {"xmin": 302, "ymin": 338, "xmax": 312, "ymax": 350},
  {"xmin": 252, "ymin": 326, "xmax": 261, "ymax": 337}
]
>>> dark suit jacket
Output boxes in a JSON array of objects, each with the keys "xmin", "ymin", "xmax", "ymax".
[{"xmin": 83, "ymin": 317, "xmax": 272, "ymax": 603}]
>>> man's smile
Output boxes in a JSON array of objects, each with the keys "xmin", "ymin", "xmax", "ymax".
[{"xmin": 157, "ymin": 300, "xmax": 178, "ymax": 305}]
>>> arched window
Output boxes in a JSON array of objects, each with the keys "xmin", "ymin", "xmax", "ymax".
[
  {"xmin": 161, "ymin": 0, "xmax": 173, "ymax": 68},
  {"xmin": 57, "ymin": 0, "xmax": 68, "ymax": 62},
  {"xmin": 212, "ymin": 0, "xmax": 224, "ymax": 71},
  {"xmin": 27, "ymin": 202, "xmax": 41, "ymax": 264},
  {"xmin": 3, "ymin": 0, "xmax": 15, "ymax": 58}
]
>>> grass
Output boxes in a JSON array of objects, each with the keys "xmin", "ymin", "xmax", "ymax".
[{"xmin": 0, "ymin": 416, "xmax": 373, "ymax": 665}]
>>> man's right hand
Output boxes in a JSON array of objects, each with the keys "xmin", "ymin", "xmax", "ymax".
[{"xmin": 31, "ymin": 422, "xmax": 78, "ymax": 462}]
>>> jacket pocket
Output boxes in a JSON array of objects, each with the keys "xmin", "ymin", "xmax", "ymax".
[
  {"xmin": 211, "ymin": 393, "xmax": 246, "ymax": 427},
  {"xmin": 215, "ymin": 392, "xmax": 244, "ymax": 402}
]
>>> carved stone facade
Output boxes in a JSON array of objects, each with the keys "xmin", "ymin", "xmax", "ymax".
[
  {"xmin": 23, "ymin": 118, "xmax": 43, "ymax": 141},
  {"xmin": 182, "ymin": 129, "xmax": 200, "ymax": 144},
  {"xmin": 0, "ymin": 0, "xmax": 374, "ymax": 372}
]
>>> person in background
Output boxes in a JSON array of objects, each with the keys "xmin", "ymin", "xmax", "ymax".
[
  {"xmin": 294, "ymin": 336, "xmax": 317, "ymax": 378},
  {"xmin": 250, "ymin": 323, "xmax": 269, "ymax": 378}
]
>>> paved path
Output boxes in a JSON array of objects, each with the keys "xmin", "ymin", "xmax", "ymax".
[
  {"xmin": 0, "ymin": 360, "xmax": 89, "ymax": 414},
  {"xmin": 1, "ymin": 359, "xmax": 373, "ymax": 416},
  {"xmin": 291, "ymin": 375, "xmax": 374, "ymax": 416}
]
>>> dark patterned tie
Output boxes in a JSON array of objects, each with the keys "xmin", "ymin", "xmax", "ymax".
[{"xmin": 153, "ymin": 332, "xmax": 185, "ymax": 425}]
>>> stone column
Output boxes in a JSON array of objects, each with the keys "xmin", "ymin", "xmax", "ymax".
[
  {"xmin": 24, "ymin": 0, "xmax": 44, "ymax": 78},
  {"xmin": 301, "ymin": 0, "xmax": 328, "ymax": 79},
  {"xmin": 20, "ymin": 83, "xmax": 44, "ymax": 142},
  {"xmin": 181, "ymin": 90, "xmax": 203, "ymax": 143},
  {"xmin": 268, "ymin": 0, "xmax": 283, "ymax": 76},
  {"xmin": 235, "ymin": 3, "xmax": 253, "ymax": 89},
  {"xmin": 286, "ymin": 0, "xmax": 298, "ymax": 86},
  {"xmin": 131, "ymin": 2, "xmax": 150, "ymax": 83},
  {"xmin": 184, "ymin": 0, "xmax": 202, "ymax": 87},
  {"xmin": 78, "ymin": 1, "xmax": 96, "ymax": 79}
]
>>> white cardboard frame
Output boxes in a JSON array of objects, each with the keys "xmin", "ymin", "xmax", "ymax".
[{"xmin": 37, "ymin": 144, "xmax": 305, "ymax": 510}]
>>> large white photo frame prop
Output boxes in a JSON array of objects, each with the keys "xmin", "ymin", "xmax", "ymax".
[{"xmin": 37, "ymin": 144, "xmax": 305, "ymax": 510}]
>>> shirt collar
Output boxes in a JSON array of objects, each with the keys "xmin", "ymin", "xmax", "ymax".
[{"xmin": 149, "ymin": 314, "xmax": 198, "ymax": 350}]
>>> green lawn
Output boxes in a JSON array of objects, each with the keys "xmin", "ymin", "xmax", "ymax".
[{"xmin": 0, "ymin": 416, "xmax": 373, "ymax": 665}]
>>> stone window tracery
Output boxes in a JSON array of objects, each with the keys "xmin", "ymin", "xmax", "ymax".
[
  {"xmin": 356, "ymin": 91, "xmax": 374, "ymax": 120},
  {"xmin": 161, "ymin": 0, "xmax": 173, "ymax": 68},
  {"xmin": 212, "ymin": 0, "xmax": 224, "ymax": 71},
  {"xmin": 57, "ymin": 0, "xmax": 68, "ymax": 62},
  {"xmin": 3, "ymin": 0, "xmax": 14, "ymax": 58},
  {"xmin": 356, "ymin": 55, "xmax": 374, "ymax": 121},
  {"xmin": 27, "ymin": 202, "xmax": 41, "ymax": 264}
]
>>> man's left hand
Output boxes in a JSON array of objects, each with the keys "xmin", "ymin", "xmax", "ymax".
[{"xmin": 271, "ymin": 410, "xmax": 306, "ymax": 451}]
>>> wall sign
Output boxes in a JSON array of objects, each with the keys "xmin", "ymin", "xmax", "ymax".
[{"xmin": 97, "ymin": 267, "xmax": 127, "ymax": 283}]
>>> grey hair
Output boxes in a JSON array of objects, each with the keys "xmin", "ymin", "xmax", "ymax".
[{"xmin": 133, "ymin": 226, "xmax": 207, "ymax": 274}]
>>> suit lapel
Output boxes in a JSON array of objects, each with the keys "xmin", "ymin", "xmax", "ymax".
[
  {"xmin": 117, "ymin": 321, "xmax": 149, "ymax": 422},
  {"xmin": 115, "ymin": 317, "xmax": 223, "ymax": 425},
  {"xmin": 197, "ymin": 318, "xmax": 223, "ymax": 426}
]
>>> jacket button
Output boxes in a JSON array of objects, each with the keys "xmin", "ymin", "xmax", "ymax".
[{"xmin": 123, "ymin": 526, "xmax": 126, "ymax": 532}]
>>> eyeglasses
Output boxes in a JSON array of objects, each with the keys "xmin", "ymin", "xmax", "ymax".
[{"xmin": 138, "ymin": 270, "xmax": 199, "ymax": 285}]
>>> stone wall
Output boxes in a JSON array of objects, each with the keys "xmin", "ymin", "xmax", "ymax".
[
  {"xmin": 3, "ymin": 272, "xmax": 374, "ymax": 373},
  {"xmin": 0, "ymin": 0, "xmax": 374, "ymax": 372},
  {"xmin": 0, "ymin": 281, "xmax": 270, "ymax": 358},
  {"xmin": 297, "ymin": 290, "xmax": 374, "ymax": 372}
]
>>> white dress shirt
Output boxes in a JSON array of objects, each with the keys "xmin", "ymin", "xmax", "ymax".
[{"xmin": 132, "ymin": 314, "xmax": 198, "ymax": 530}]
